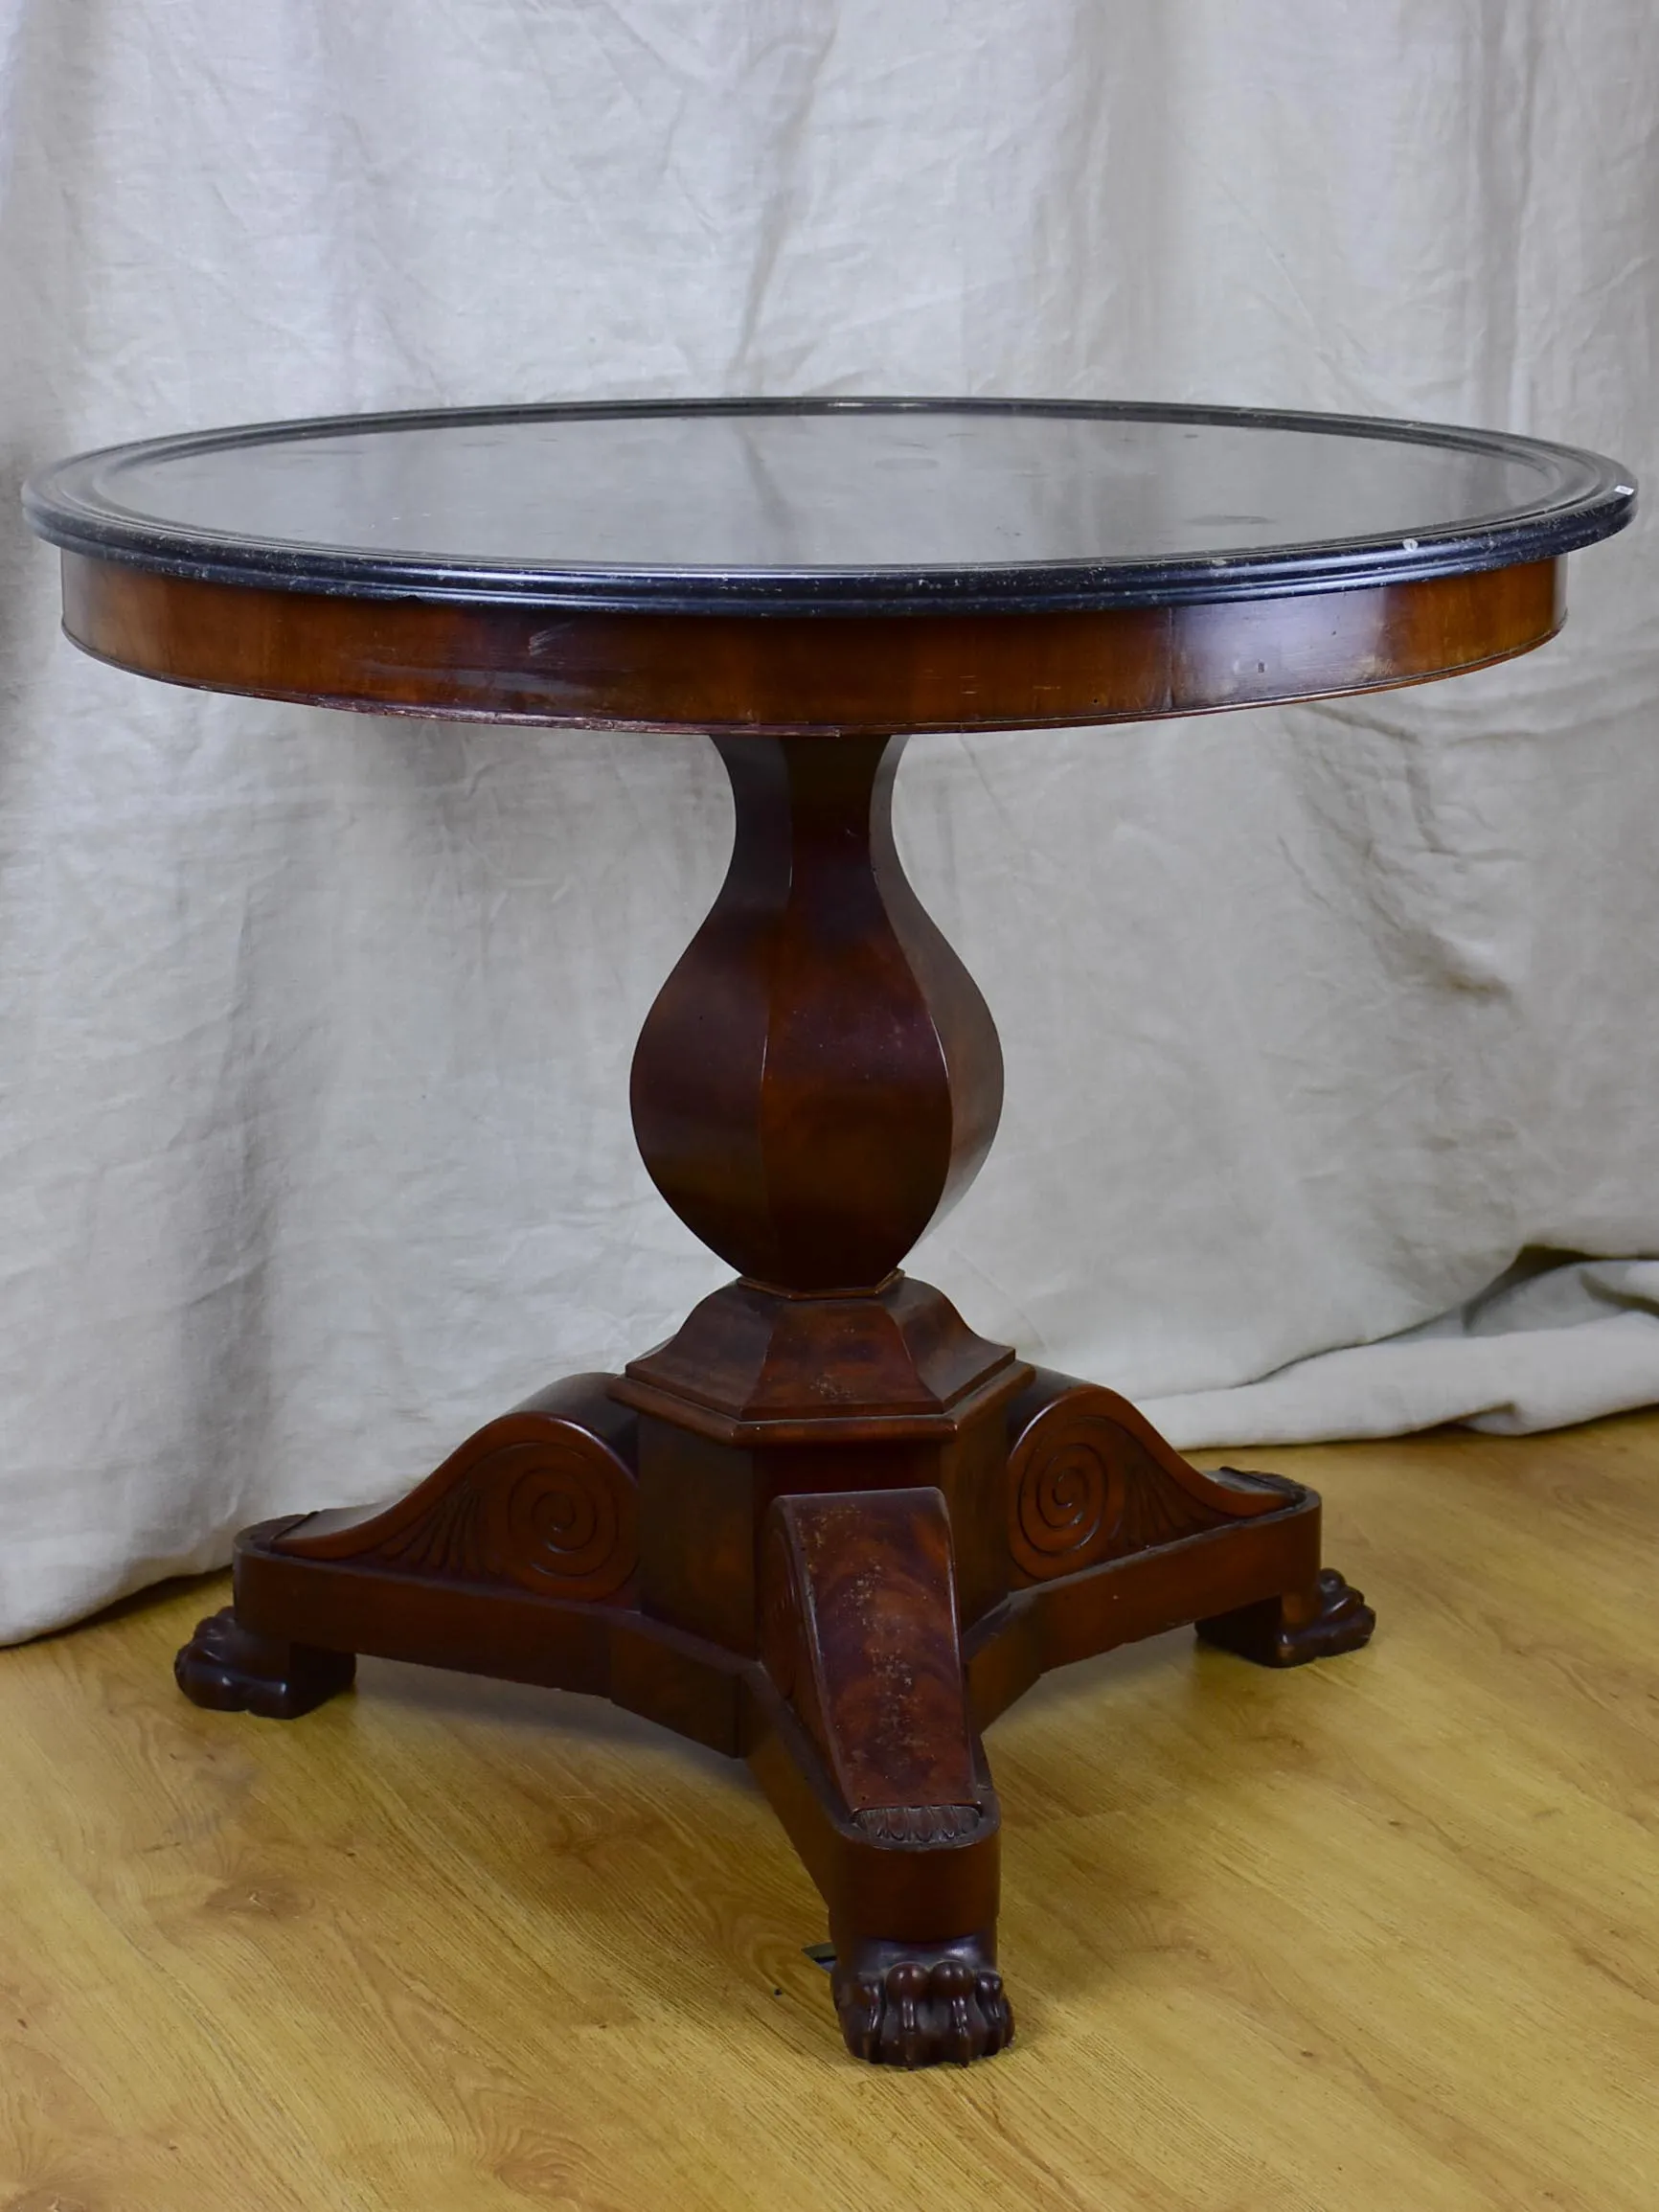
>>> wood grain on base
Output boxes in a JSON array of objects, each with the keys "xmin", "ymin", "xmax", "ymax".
[{"xmin": 3, "ymin": 1414, "xmax": 1656, "ymax": 2209}]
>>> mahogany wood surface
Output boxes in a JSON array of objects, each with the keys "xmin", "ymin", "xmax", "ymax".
[
  {"xmin": 628, "ymin": 732, "xmax": 1001, "ymax": 1285},
  {"xmin": 170, "ymin": 718, "xmax": 1375, "ymax": 2066},
  {"xmin": 61, "ymin": 549, "xmax": 1564, "ymax": 732},
  {"xmin": 31, "ymin": 395, "xmax": 1632, "ymax": 2067}
]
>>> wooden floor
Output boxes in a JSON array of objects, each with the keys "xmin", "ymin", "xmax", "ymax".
[{"xmin": 3, "ymin": 1416, "xmax": 1657, "ymax": 2212}]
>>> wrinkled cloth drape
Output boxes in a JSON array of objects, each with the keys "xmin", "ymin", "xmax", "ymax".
[{"xmin": 3, "ymin": 0, "xmax": 1656, "ymax": 1643}]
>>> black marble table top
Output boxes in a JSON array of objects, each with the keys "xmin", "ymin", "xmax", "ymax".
[{"xmin": 24, "ymin": 399, "xmax": 1635, "ymax": 617}]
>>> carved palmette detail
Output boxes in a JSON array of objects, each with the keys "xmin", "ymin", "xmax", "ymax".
[
  {"xmin": 1006, "ymin": 1374, "xmax": 1290, "ymax": 1584},
  {"xmin": 276, "ymin": 1381, "xmax": 639, "ymax": 1603},
  {"xmin": 852, "ymin": 1804, "xmax": 982, "ymax": 1843},
  {"xmin": 375, "ymin": 1476, "xmax": 489, "ymax": 1579}
]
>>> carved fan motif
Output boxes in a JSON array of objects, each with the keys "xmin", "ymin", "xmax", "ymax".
[
  {"xmin": 1007, "ymin": 1380, "xmax": 1284, "ymax": 1584},
  {"xmin": 278, "ymin": 1406, "xmax": 638, "ymax": 1602}
]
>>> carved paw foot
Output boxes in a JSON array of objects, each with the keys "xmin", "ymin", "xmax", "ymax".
[
  {"xmin": 174, "ymin": 1607, "xmax": 355, "ymax": 1719},
  {"xmin": 1197, "ymin": 1565, "xmax": 1376, "ymax": 1667},
  {"xmin": 831, "ymin": 1934, "xmax": 1013, "ymax": 2067}
]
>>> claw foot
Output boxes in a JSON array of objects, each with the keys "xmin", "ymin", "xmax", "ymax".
[
  {"xmin": 831, "ymin": 1933, "xmax": 1013, "ymax": 2067},
  {"xmin": 1197, "ymin": 1565, "xmax": 1375, "ymax": 1666},
  {"xmin": 174, "ymin": 1606, "xmax": 355, "ymax": 1719}
]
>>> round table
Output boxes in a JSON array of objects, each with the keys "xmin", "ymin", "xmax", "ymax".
[{"xmin": 25, "ymin": 399, "xmax": 1635, "ymax": 2069}]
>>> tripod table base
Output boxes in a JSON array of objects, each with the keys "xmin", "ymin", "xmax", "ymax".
[{"xmin": 175, "ymin": 1277, "xmax": 1374, "ymax": 2068}]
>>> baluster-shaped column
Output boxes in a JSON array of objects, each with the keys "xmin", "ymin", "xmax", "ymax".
[{"xmin": 629, "ymin": 732, "xmax": 1002, "ymax": 1292}]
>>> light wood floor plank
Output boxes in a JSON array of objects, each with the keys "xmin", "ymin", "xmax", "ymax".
[{"xmin": 3, "ymin": 1415, "xmax": 1656, "ymax": 2210}]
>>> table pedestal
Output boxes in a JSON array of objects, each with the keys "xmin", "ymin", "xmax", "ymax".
[{"xmin": 176, "ymin": 730, "xmax": 1374, "ymax": 2067}]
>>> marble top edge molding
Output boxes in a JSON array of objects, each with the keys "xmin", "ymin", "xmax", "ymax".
[{"xmin": 23, "ymin": 396, "xmax": 1636, "ymax": 617}]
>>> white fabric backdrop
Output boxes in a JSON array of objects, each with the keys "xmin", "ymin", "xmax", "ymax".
[{"xmin": 2, "ymin": 0, "xmax": 1656, "ymax": 1644}]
